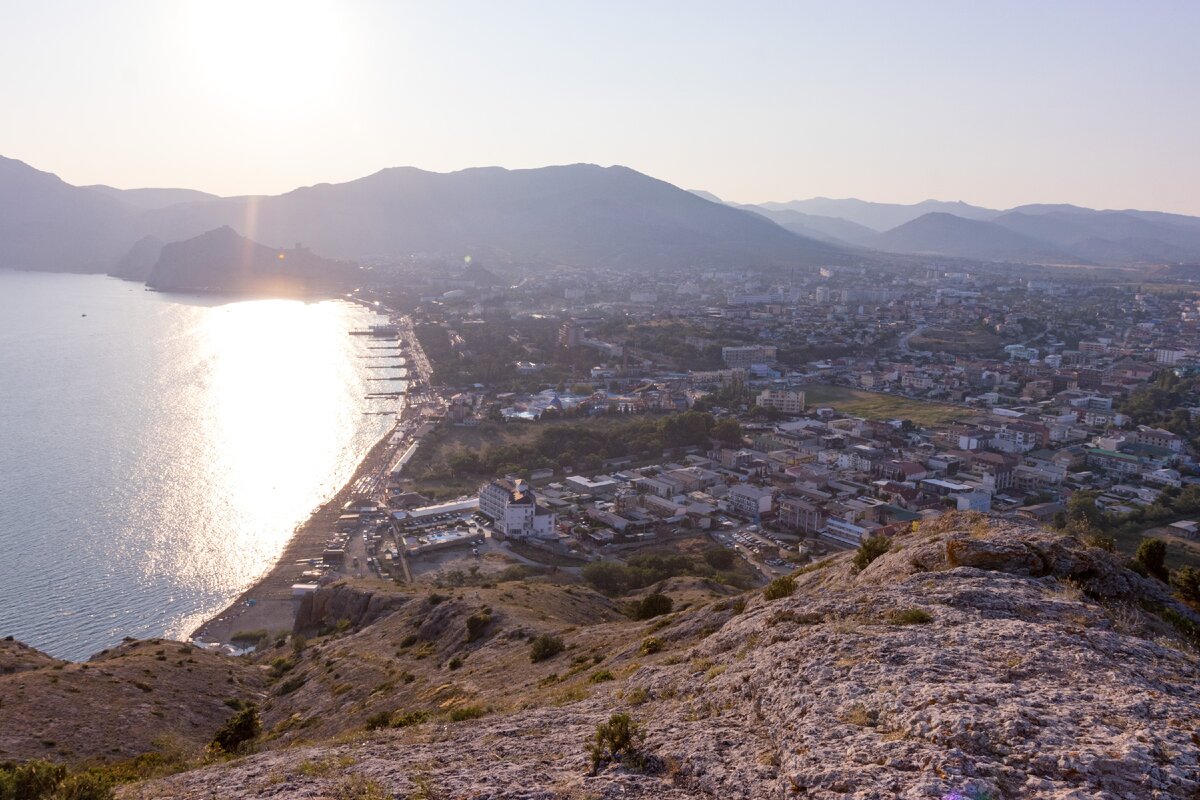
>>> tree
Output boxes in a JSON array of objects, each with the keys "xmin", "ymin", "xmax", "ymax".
[
  {"xmin": 210, "ymin": 704, "xmax": 261, "ymax": 755},
  {"xmin": 712, "ymin": 418, "xmax": 742, "ymax": 444},
  {"xmin": 632, "ymin": 593, "xmax": 673, "ymax": 620},
  {"xmin": 1171, "ymin": 566, "xmax": 1200, "ymax": 606},
  {"xmin": 703, "ymin": 547, "xmax": 735, "ymax": 571},
  {"xmin": 853, "ymin": 534, "xmax": 892, "ymax": 572},
  {"xmin": 1066, "ymin": 491, "xmax": 1107, "ymax": 530},
  {"xmin": 1134, "ymin": 538, "xmax": 1169, "ymax": 582}
]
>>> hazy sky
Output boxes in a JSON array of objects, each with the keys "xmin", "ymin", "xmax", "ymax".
[{"xmin": 4, "ymin": 1, "xmax": 1199, "ymax": 213}]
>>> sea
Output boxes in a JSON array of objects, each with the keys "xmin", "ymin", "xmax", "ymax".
[{"xmin": 0, "ymin": 269, "xmax": 402, "ymax": 660}]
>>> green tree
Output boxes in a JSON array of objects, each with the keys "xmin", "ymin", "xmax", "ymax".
[
  {"xmin": 210, "ymin": 704, "xmax": 261, "ymax": 755},
  {"xmin": 632, "ymin": 593, "xmax": 673, "ymax": 620},
  {"xmin": 1171, "ymin": 566, "xmax": 1200, "ymax": 605},
  {"xmin": 853, "ymin": 534, "xmax": 892, "ymax": 572},
  {"xmin": 1134, "ymin": 538, "xmax": 1169, "ymax": 582},
  {"xmin": 703, "ymin": 547, "xmax": 735, "ymax": 571},
  {"xmin": 712, "ymin": 418, "xmax": 742, "ymax": 444}
]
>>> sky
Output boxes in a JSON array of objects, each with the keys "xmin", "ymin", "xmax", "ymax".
[{"xmin": 3, "ymin": 1, "xmax": 1199, "ymax": 214}]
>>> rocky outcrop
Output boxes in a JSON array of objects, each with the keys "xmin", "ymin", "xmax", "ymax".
[
  {"xmin": 292, "ymin": 581, "xmax": 415, "ymax": 635},
  {"xmin": 124, "ymin": 519, "xmax": 1200, "ymax": 799},
  {"xmin": 0, "ymin": 636, "xmax": 62, "ymax": 675}
]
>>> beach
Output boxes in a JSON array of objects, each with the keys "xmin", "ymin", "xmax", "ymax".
[{"xmin": 191, "ymin": 313, "xmax": 430, "ymax": 647}]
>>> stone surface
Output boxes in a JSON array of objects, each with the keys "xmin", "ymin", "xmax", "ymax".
[{"xmin": 123, "ymin": 519, "xmax": 1200, "ymax": 799}]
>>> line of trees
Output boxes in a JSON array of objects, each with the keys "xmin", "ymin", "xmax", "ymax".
[{"xmin": 423, "ymin": 411, "xmax": 741, "ymax": 482}]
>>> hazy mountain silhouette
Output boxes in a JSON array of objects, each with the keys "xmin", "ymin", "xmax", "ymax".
[
  {"xmin": 0, "ymin": 156, "xmax": 136, "ymax": 272},
  {"xmin": 739, "ymin": 206, "xmax": 878, "ymax": 247},
  {"xmin": 871, "ymin": 212, "xmax": 1072, "ymax": 262},
  {"xmin": 143, "ymin": 164, "xmax": 848, "ymax": 270},
  {"xmin": 759, "ymin": 197, "xmax": 999, "ymax": 231},
  {"xmin": 8, "ymin": 153, "xmax": 1200, "ymax": 277},
  {"xmin": 146, "ymin": 226, "xmax": 358, "ymax": 295},
  {"xmin": 109, "ymin": 235, "xmax": 164, "ymax": 281},
  {"xmin": 87, "ymin": 185, "xmax": 220, "ymax": 210}
]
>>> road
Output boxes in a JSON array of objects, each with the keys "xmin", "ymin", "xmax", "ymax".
[{"xmin": 897, "ymin": 324, "xmax": 928, "ymax": 354}]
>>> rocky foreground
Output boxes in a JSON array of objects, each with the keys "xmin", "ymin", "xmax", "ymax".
[
  {"xmin": 5, "ymin": 517, "xmax": 1199, "ymax": 799},
  {"xmin": 112, "ymin": 518, "xmax": 1200, "ymax": 799}
]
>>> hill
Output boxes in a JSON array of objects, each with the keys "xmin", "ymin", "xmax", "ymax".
[
  {"xmin": 145, "ymin": 226, "xmax": 360, "ymax": 295},
  {"xmin": 0, "ymin": 156, "xmax": 136, "ymax": 272},
  {"xmin": 871, "ymin": 212, "xmax": 1073, "ymax": 262},
  {"xmin": 0, "ymin": 158, "xmax": 850, "ymax": 276},
  {"xmin": 3, "ymin": 516, "xmax": 1198, "ymax": 798},
  {"xmin": 144, "ymin": 164, "xmax": 849, "ymax": 271}
]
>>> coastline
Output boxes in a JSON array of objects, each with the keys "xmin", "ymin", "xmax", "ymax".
[{"xmin": 191, "ymin": 312, "xmax": 427, "ymax": 647}]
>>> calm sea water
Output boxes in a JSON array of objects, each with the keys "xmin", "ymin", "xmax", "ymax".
[{"xmin": 0, "ymin": 270, "xmax": 401, "ymax": 660}]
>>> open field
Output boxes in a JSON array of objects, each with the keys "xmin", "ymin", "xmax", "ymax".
[
  {"xmin": 802, "ymin": 384, "xmax": 973, "ymax": 426},
  {"xmin": 1113, "ymin": 524, "xmax": 1200, "ymax": 571},
  {"xmin": 909, "ymin": 326, "xmax": 1003, "ymax": 355}
]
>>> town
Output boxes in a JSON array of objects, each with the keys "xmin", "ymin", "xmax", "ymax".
[{"xmin": 304, "ymin": 259, "xmax": 1200, "ymax": 604}]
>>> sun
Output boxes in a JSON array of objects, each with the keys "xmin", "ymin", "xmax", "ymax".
[{"xmin": 183, "ymin": 0, "xmax": 347, "ymax": 114}]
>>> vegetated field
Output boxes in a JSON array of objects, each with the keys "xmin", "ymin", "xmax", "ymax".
[
  {"xmin": 909, "ymin": 326, "xmax": 1003, "ymax": 356},
  {"xmin": 404, "ymin": 416, "xmax": 640, "ymax": 499},
  {"xmin": 802, "ymin": 384, "xmax": 972, "ymax": 426},
  {"xmin": 1114, "ymin": 524, "xmax": 1200, "ymax": 570}
]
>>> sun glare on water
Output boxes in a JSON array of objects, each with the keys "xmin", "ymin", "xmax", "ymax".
[{"xmin": 183, "ymin": 0, "xmax": 349, "ymax": 114}]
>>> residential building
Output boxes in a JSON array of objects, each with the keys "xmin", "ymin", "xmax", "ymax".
[
  {"xmin": 479, "ymin": 479, "xmax": 557, "ymax": 539},
  {"xmin": 757, "ymin": 388, "xmax": 806, "ymax": 414},
  {"xmin": 726, "ymin": 483, "xmax": 775, "ymax": 518}
]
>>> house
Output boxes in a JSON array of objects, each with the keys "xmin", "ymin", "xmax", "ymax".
[{"xmin": 1017, "ymin": 501, "xmax": 1064, "ymax": 522}]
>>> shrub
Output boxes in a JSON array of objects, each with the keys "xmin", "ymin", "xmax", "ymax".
[
  {"xmin": 886, "ymin": 608, "xmax": 933, "ymax": 625},
  {"xmin": 210, "ymin": 704, "xmax": 261, "ymax": 755},
  {"xmin": 587, "ymin": 713, "xmax": 648, "ymax": 774},
  {"xmin": 448, "ymin": 705, "xmax": 487, "ymax": 722},
  {"xmin": 0, "ymin": 761, "xmax": 67, "ymax": 800},
  {"xmin": 391, "ymin": 709, "xmax": 430, "ymax": 728},
  {"xmin": 465, "ymin": 611, "xmax": 492, "ymax": 643},
  {"xmin": 853, "ymin": 534, "xmax": 891, "ymax": 572},
  {"xmin": 632, "ymin": 593, "xmax": 673, "ymax": 620},
  {"xmin": 1135, "ymin": 538, "xmax": 1169, "ymax": 582},
  {"xmin": 589, "ymin": 669, "xmax": 615, "ymax": 683},
  {"xmin": 530, "ymin": 634, "xmax": 565, "ymax": 663},
  {"xmin": 639, "ymin": 636, "xmax": 663, "ymax": 655},
  {"xmin": 275, "ymin": 675, "xmax": 306, "ymax": 695},
  {"xmin": 447, "ymin": 655, "xmax": 463, "ymax": 671},
  {"xmin": 763, "ymin": 575, "xmax": 795, "ymax": 601},
  {"xmin": 703, "ymin": 547, "xmax": 736, "ymax": 571},
  {"xmin": 364, "ymin": 710, "xmax": 393, "ymax": 731},
  {"xmin": 1171, "ymin": 566, "xmax": 1200, "ymax": 605}
]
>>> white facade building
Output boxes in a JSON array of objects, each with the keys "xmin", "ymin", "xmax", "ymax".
[{"xmin": 479, "ymin": 479, "xmax": 557, "ymax": 539}]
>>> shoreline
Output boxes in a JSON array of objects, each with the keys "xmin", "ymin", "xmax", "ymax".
[{"xmin": 191, "ymin": 312, "xmax": 427, "ymax": 647}]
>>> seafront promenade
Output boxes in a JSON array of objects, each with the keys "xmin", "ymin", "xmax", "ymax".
[{"xmin": 192, "ymin": 313, "xmax": 437, "ymax": 647}]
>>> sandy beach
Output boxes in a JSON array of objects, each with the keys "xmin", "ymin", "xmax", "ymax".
[{"xmin": 191, "ymin": 314, "xmax": 428, "ymax": 647}]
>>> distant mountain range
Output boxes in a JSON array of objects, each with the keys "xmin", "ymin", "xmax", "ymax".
[
  {"xmin": 0, "ymin": 157, "xmax": 847, "ymax": 289},
  {"xmin": 4, "ymin": 153, "xmax": 1200, "ymax": 292},
  {"xmin": 690, "ymin": 190, "xmax": 1200, "ymax": 266}
]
